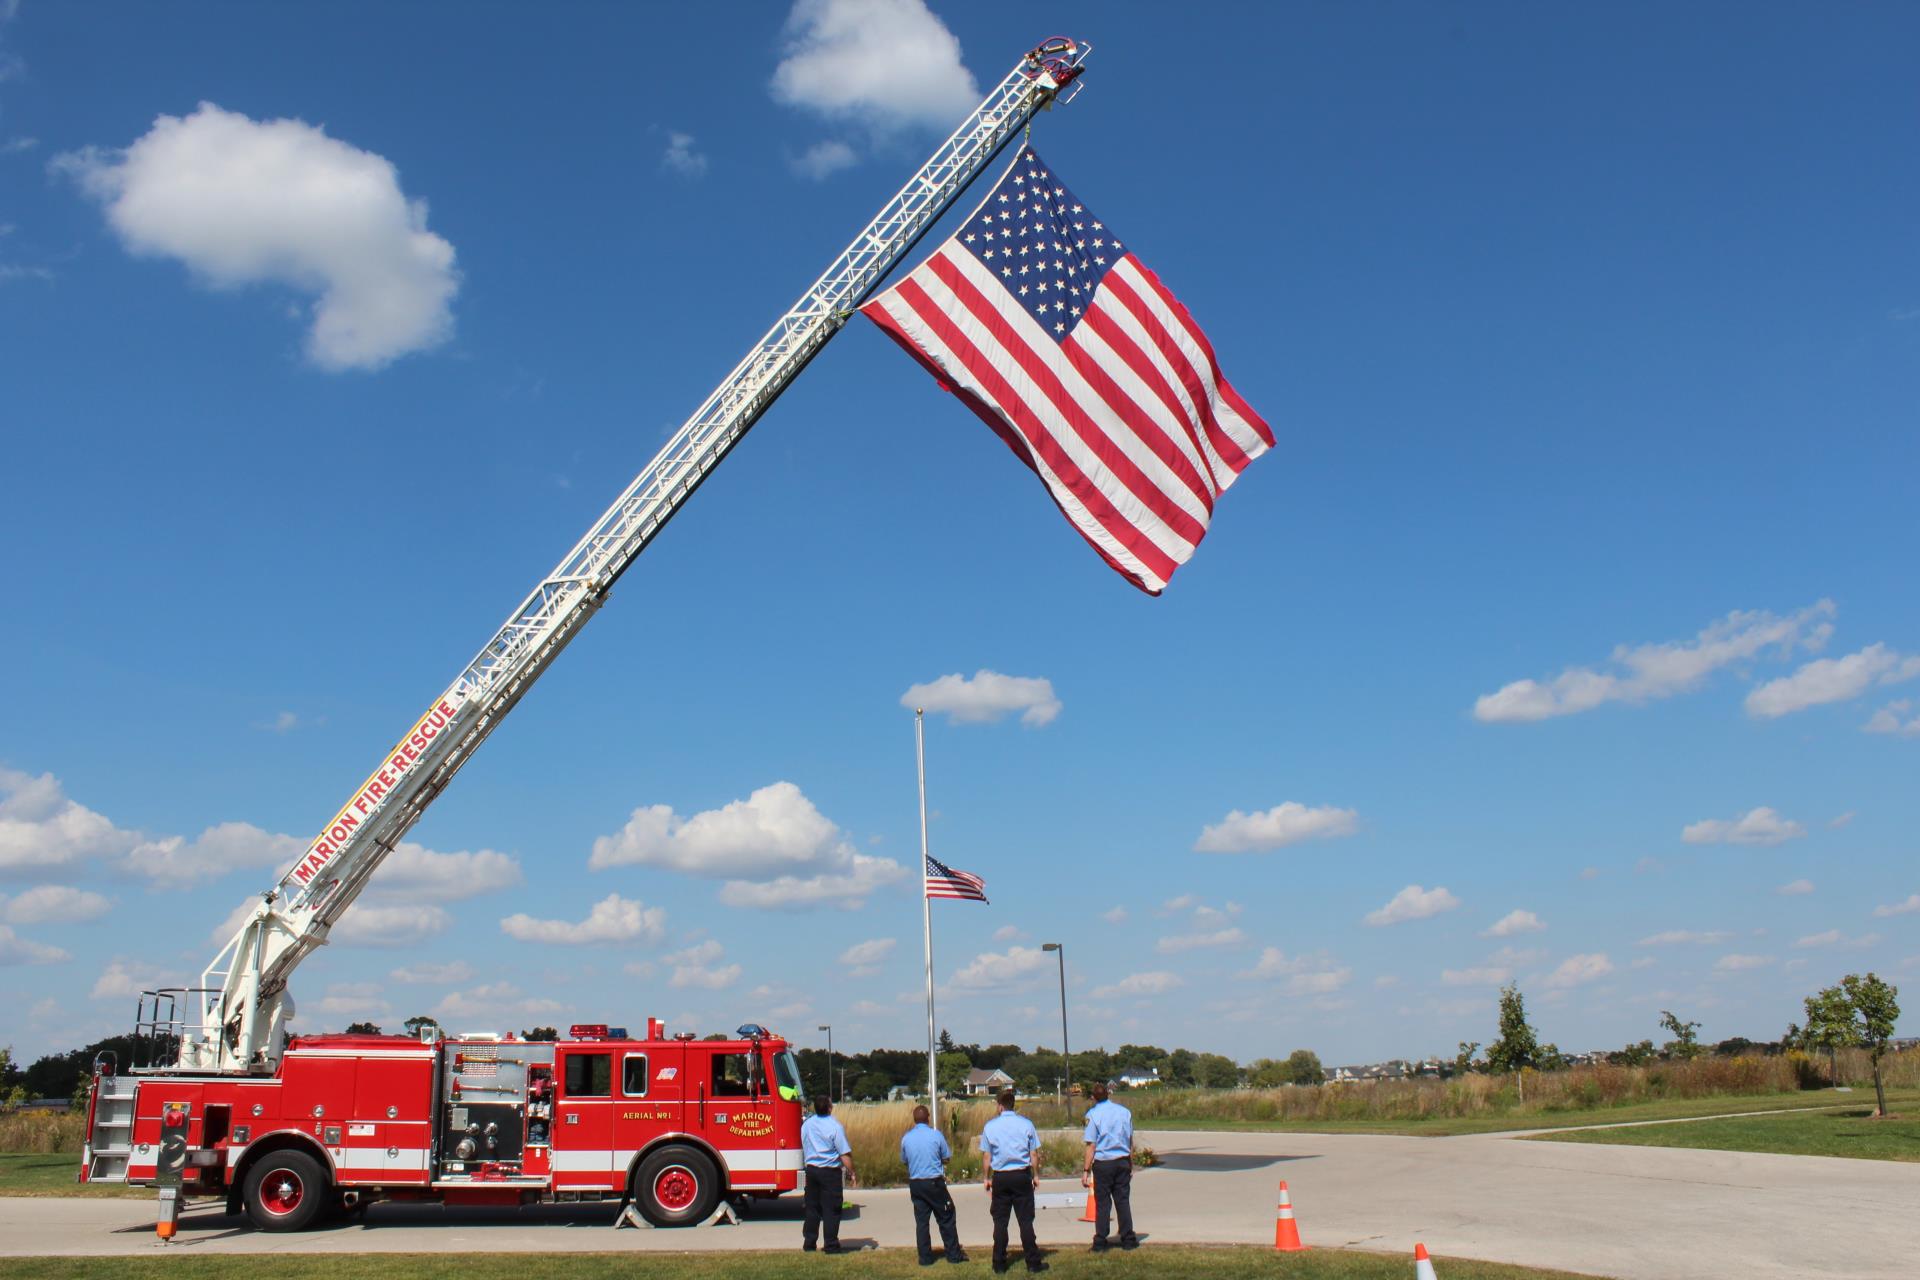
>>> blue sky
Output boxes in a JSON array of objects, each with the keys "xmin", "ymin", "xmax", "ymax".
[{"xmin": 1, "ymin": 1, "xmax": 1916, "ymax": 1069}]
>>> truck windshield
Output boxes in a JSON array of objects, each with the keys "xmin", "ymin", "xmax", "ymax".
[{"xmin": 775, "ymin": 1050, "xmax": 805, "ymax": 1103}]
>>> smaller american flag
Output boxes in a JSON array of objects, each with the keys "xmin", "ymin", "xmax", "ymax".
[{"xmin": 925, "ymin": 854, "xmax": 989, "ymax": 903}]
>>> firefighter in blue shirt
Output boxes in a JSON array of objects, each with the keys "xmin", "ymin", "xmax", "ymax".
[
  {"xmin": 800, "ymin": 1095, "xmax": 856, "ymax": 1252},
  {"xmin": 1080, "ymin": 1082, "xmax": 1138, "ymax": 1250},
  {"xmin": 900, "ymin": 1104, "xmax": 967, "ymax": 1265},
  {"xmin": 978, "ymin": 1089, "xmax": 1047, "ymax": 1273}
]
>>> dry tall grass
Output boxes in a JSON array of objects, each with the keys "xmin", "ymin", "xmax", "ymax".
[
  {"xmin": 837, "ymin": 1100, "xmax": 1080, "ymax": 1189},
  {"xmin": 0, "ymin": 1110, "xmax": 86, "ymax": 1154}
]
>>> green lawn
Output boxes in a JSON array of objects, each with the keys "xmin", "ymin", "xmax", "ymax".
[
  {"xmin": 1129, "ymin": 1089, "xmax": 1917, "ymax": 1137},
  {"xmin": 1531, "ymin": 1103, "xmax": 1920, "ymax": 1162},
  {"xmin": 0, "ymin": 1248, "xmax": 1605, "ymax": 1280},
  {"xmin": 0, "ymin": 1153, "xmax": 147, "ymax": 1198}
]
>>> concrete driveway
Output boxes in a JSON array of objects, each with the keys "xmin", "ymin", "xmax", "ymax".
[{"xmin": 5, "ymin": 1127, "xmax": 1914, "ymax": 1278}]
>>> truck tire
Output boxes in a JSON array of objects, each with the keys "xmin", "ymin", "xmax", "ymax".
[
  {"xmin": 632, "ymin": 1144, "xmax": 720, "ymax": 1227},
  {"xmin": 242, "ymin": 1149, "xmax": 329, "ymax": 1232}
]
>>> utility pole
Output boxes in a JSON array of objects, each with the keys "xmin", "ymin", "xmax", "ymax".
[
  {"xmin": 1043, "ymin": 942, "xmax": 1071, "ymax": 1120},
  {"xmin": 818, "ymin": 1024, "xmax": 834, "ymax": 1102}
]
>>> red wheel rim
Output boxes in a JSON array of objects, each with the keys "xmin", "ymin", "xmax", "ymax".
[
  {"xmin": 262, "ymin": 1169, "xmax": 305, "ymax": 1216},
  {"xmin": 654, "ymin": 1164, "xmax": 698, "ymax": 1212}
]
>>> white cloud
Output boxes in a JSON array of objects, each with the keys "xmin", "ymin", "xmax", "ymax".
[
  {"xmin": 500, "ymin": 893, "xmax": 665, "ymax": 946},
  {"xmin": 1373, "ymin": 974, "xmax": 1400, "ymax": 988},
  {"xmin": 1488, "ymin": 945, "xmax": 1546, "ymax": 967},
  {"xmin": 313, "ymin": 982, "xmax": 390, "ymax": 1020},
  {"xmin": 1542, "ymin": 953, "xmax": 1614, "ymax": 987},
  {"xmin": 124, "ymin": 821, "xmax": 303, "ymax": 883},
  {"xmin": 369, "ymin": 842, "xmax": 522, "ymax": 901},
  {"xmin": 256, "ymin": 711, "xmax": 303, "ymax": 733},
  {"xmin": 1637, "ymin": 929, "xmax": 1732, "ymax": 946},
  {"xmin": 1872, "ymin": 894, "xmax": 1920, "ymax": 918},
  {"xmin": 390, "ymin": 959, "xmax": 473, "ymax": 985},
  {"xmin": 1793, "ymin": 930, "xmax": 1879, "ymax": 949},
  {"xmin": 1237, "ymin": 948, "xmax": 1336, "ymax": 982},
  {"xmin": 332, "ymin": 904, "xmax": 451, "ymax": 947},
  {"xmin": 1442, "ymin": 966, "xmax": 1512, "ymax": 986},
  {"xmin": 55, "ymin": 102, "xmax": 457, "ymax": 370},
  {"xmin": 1776, "ymin": 879, "xmax": 1815, "ymax": 896},
  {"xmin": 901, "ymin": 670, "xmax": 1061, "ymax": 727},
  {"xmin": 1159, "ymin": 894, "xmax": 1197, "ymax": 914},
  {"xmin": 1746, "ymin": 644, "xmax": 1920, "ymax": 718},
  {"xmin": 433, "ymin": 981, "xmax": 563, "ymax": 1025},
  {"xmin": 660, "ymin": 130, "xmax": 708, "ymax": 177},
  {"xmin": 1481, "ymin": 909, "xmax": 1545, "ymax": 938},
  {"xmin": 0, "ymin": 924, "xmax": 69, "ymax": 965},
  {"xmin": 1091, "ymin": 971, "xmax": 1182, "ymax": 999},
  {"xmin": 1156, "ymin": 926, "xmax": 1244, "ymax": 954},
  {"xmin": 790, "ymin": 139, "xmax": 858, "ymax": 181},
  {"xmin": 0, "ymin": 884, "xmax": 110, "ymax": 924},
  {"xmin": 948, "ymin": 945, "xmax": 1051, "ymax": 992},
  {"xmin": 1829, "ymin": 811, "xmax": 1856, "ymax": 829},
  {"xmin": 0, "ymin": 767, "xmax": 140, "ymax": 874},
  {"xmin": 1681, "ymin": 807, "xmax": 1806, "ymax": 846},
  {"xmin": 92, "ymin": 959, "xmax": 170, "ymax": 999},
  {"xmin": 1364, "ymin": 884, "xmax": 1460, "ymax": 927},
  {"xmin": 1579, "ymin": 866, "xmax": 1600, "ymax": 880},
  {"xmin": 991, "ymin": 924, "xmax": 1024, "ymax": 942},
  {"xmin": 666, "ymin": 940, "xmax": 741, "ymax": 990},
  {"xmin": 1473, "ymin": 600, "xmax": 1834, "ymax": 722},
  {"xmin": 1713, "ymin": 953, "xmax": 1773, "ymax": 973},
  {"xmin": 590, "ymin": 781, "xmax": 904, "ymax": 910},
  {"xmin": 1283, "ymin": 967, "xmax": 1351, "ymax": 997},
  {"xmin": 1193, "ymin": 802, "xmax": 1358, "ymax": 854},
  {"xmin": 1863, "ymin": 699, "xmax": 1920, "ymax": 737},
  {"xmin": 838, "ymin": 936, "xmax": 896, "ymax": 976},
  {"xmin": 771, "ymin": 0, "xmax": 978, "ymax": 137},
  {"xmin": 1101, "ymin": 906, "xmax": 1128, "ymax": 925}
]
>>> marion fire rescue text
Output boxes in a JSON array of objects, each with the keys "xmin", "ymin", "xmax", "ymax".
[{"xmin": 290, "ymin": 692, "xmax": 463, "ymax": 887}]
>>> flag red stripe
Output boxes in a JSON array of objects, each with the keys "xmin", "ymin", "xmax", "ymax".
[
  {"xmin": 922, "ymin": 254, "xmax": 1205, "ymax": 555},
  {"xmin": 1124, "ymin": 257, "xmax": 1275, "ymax": 451},
  {"xmin": 1099, "ymin": 263, "xmax": 1253, "ymax": 475},
  {"xmin": 1060, "ymin": 331, "xmax": 1217, "ymax": 516},
  {"xmin": 892, "ymin": 270, "xmax": 1181, "ymax": 588},
  {"xmin": 1075, "ymin": 305, "xmax": 1227, "ymax": 499}
]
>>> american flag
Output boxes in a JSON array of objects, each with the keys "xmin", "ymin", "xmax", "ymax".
[
  {"xmin": 862, "ymin": 146, "xmax": 1273, "ymax": 595},
  {"xmin": 924, "ymin": 853, "xmax": 988, "ymax": 903}
]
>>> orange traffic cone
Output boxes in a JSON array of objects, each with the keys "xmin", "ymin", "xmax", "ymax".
[
  {"xmin": 1414, "ymin": 1242, "xmax": 1438, "ymax": 1279},
  {"xmin": 1079, "ymin": 1184, "xmax": 1098, "ymax": 1223},
  {"xmin": 1272, "ymin": 1180, "xmax": 1305, "ymax": 1251}
]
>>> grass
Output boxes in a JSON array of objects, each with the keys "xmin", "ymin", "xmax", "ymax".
[
  {"xmin": 841, "ymin": 1102, "xmax": 1083, "ymax": 1188},
  {"xmin": 0, "ymin": 1153, "xmax": 147, "ymax": 1198},
  {"xmin": 1531, "ymin": 1102, "xmax": 1920, "ymax": 1162},
  {"xmin": 0, "ymin": 1247, "xmax": 1606, "ymax": 1279}
]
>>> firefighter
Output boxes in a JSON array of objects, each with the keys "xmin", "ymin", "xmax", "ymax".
[
  {"xmin": 800, "ymin": 1094, "xmax": 856, "ymax": 1253},
  {"xmin": 1080, "ymin": 1082, "xmax": 1138, "ymax": 1250},
  {"xmin": 978, "ymin": 1089, "xmax": 1047, "ymax": 1273},
  {"xmin": 900, "ymin": 1103, "xmax": 967, "ymax": 1265}
]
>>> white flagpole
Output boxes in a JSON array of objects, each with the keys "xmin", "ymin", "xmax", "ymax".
[{"xmin": 916, "ymin": 708, "xmax": 939, "ymax": 1129}]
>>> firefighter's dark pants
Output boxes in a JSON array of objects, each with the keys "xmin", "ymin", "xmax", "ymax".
[
  {"xmin": 1091, "ymin": 1156, "xmax": 1137, "ymax": 1247},
  {"xmin": 989, "ymin": 1167, "xmax": 1042, "ymax": 1271},
  {"xmin": 802, "ymin": 1164, "xmax": 843, "ymax": 1250},
  {"xmin": 909, "ymin": 1176, "xmax": 963, "ymax": 1262}
]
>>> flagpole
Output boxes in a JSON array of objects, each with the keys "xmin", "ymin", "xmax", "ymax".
[{"xmin": 916, "ymin": 708, "xmax": 939, "ymax": 1129}]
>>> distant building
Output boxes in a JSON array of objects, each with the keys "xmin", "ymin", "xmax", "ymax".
[
  {"xmin": 1112, "ymin": 1068, "xmax": 1162, "ymax": 1089},
  {"xmin": 963, "ymin": 1067, "xmax": 1014, "ymax": 1096}
]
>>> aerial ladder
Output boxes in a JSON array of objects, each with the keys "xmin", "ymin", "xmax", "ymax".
[{"xmin": 152, "ymin": 37, "xmax": 1092, "ymax": 1076}]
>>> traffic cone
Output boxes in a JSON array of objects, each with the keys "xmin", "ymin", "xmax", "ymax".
[
  {"xmin": 1272, "ymin": 1180, "xmax": 1305, "ymax": 1251},
  {"xmin": 1414, "ymin": 1242, "xmax": 1438, "ymax": 1279},
  {"xmin": 1079, "ymin": 1185, "xmax": 1098, "ymax": 1223}
]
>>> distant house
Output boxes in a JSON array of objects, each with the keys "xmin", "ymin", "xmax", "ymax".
[
  {"xmin": 964, "ymin": 1067, "xmax": 1014, "ymax": 1096},
  {"xmin": 1113, "ymin": 1068, "xmax": 1161, "ymax": 1089}
]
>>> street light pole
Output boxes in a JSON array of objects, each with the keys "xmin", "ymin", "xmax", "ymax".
[
  {"xmin": 1043, "ymin": 942, "xmax": 1071, "ymax": 1120},
  {"xmin": 818, "ymin": 1024, "xmax": 833, "ymax": 1102}
]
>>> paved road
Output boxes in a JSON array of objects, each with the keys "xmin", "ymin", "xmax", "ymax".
[{"xmin": 6, "ymin": 1128, "xmax": 1915, "ymax": 1278}]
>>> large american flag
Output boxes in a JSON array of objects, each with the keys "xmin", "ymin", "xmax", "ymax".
[
  {"xmin": 925, "ymin": 854, "xmax": 988, "ymax": 903},
  {"xmin": 862, "ymin": 146, "xmax": 1273, "ymax": 595}
]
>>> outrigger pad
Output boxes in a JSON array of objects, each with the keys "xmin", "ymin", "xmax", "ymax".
[{"xmin": 613, "ymin": 1198, "xmax": 743, "ymax": 1230}]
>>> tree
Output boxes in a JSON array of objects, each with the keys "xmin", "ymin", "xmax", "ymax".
[
  {"xmin": 1609, "ymin": 1040, "xmax": 1655, "ymax": 1067},
  {"xmin": 344, "ymin": 1021, "xmax": 383, "ymax": 1036},
  {"xmin": 1485, "ymin": 984, "xmax": 1541, "ymax": 1074},
  {"xmin": 1658, "ymin": 1010, "xmax": 1702, "ymax": 1061},
  {"xmin": 1839, "ymin": 973, "xmax": 1901, "ymax": 1117},
  {"xmin": 1712, "ymin": 1037, "xmax": 1756, "ymax": 1057},
  {"xmin": 935, "ymin": 1051, "xmax": 972, "ymax": 1095},
  {"xmin": 1166, "ymin": 1048, "xmax": 1198, "ymax": 1087},
  {"xmin": 850, "ymin": 1071, "xmax": 892, "ymax": 1102},
  {"xmin": 937, "ymin": 1028, "xmax": 957, "ymax": 1054},
  {"xmin": 1800, "ymin": 985, "xmax": 1856, "ymax": 1085},
  {"xmin": 1283, "ymin": 1049, "xmax": 1325, "ymax": 1086},
  {"xmin": 1193, "ymin": 1053, "xmax": 1240, "ymax": 1089},
  {"xmin": 402, "ymin": 1016, "xmax": 441, "ymax": 1040},
  {"xmin": 521, "ymin": 1027, "xmax": 560, "ymax": 1042},
  {"xmin": 1454, "ymin": 1041, "xmax": 1480, "ymax": 1074}
]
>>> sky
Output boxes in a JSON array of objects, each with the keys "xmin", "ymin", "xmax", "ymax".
[{"xmin": 1, "ymin": 1, "xmax": 1916, "ymax": 1071}]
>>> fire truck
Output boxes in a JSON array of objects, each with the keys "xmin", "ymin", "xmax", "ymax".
[{"xmin": 78, "ymin": 36, "xmax": 1090, "ymax": 1232}]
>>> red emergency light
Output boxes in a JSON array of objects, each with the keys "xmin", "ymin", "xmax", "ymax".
[{"xmin": 569, "ymin": 1024, "xmax": 609, "ymax": 1040}]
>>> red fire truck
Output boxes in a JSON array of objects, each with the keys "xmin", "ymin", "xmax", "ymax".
[
  {"xmin": 84, "ymin": 1020, "xmax": 807, "ymax": 1230},
  {"xmin": 75, "ymin": 36, "xmax": 1087, "ymax": 1234}
]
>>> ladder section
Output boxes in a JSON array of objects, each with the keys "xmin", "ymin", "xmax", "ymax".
[{"xmin": 84, "ymin": 1073, "xmax": 137, "ymax": 1183}]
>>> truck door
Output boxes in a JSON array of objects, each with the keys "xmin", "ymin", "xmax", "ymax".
[{"xmin": 553, "ymin": 1048, "xmax": 616, "ymax": 1192}]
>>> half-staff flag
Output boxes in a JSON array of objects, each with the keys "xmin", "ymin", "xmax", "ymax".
[{"xmin": 861, "ymin": 146, "xmax": 1273, "ymax": 595}]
